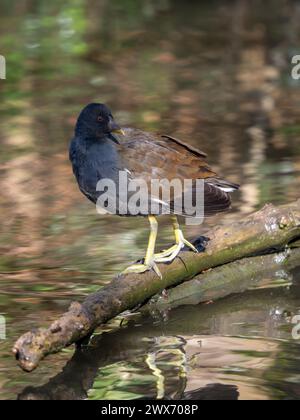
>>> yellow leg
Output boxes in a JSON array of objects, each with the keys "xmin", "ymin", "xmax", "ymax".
[
  {"xmin": 173, "ymin": 216, "xmax": 198, "ymax": 251},
  {"xmin": 154, "ymin": 216, "xmax": 198, "ymax": 263},
  {"xmin": 145, "ymin": 216, "xmax": 158, "ymax": 265},
  {"xmin": 122, "ymin": 216, "xmax": 162, "ymax": 278}
]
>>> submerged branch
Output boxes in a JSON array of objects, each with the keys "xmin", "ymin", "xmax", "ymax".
[{"xmin": 13, "ymin": 200, "xmax": 300, "ymax": 372}]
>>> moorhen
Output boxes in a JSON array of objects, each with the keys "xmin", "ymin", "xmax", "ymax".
[{"xmin": 69, "ymin": 103, "xmax": 239, "ymax": 277}]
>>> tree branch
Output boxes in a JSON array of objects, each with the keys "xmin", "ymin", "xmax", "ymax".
[
  {"xmin": 13, "ymin": 200, "xmax": 300, "ymax": 372},
  {"xmin": 144, "ymin": 247, "xmax": 300, "ymax": 311}
]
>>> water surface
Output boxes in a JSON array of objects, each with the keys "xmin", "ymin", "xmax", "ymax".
[{"xmin": 0, "ymin": 0, "xmax": 300, "ymax": 400}]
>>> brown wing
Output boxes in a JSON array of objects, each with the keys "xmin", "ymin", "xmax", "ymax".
[
  {"xmin": 117, "ymin": 128, "xmax": 238, "ymax": 217},
  {"xmin": 161, "ymin": 135, "xmax": 207, "ymax": 157},
  {"xmin": 117, "ymin": 128, "xmax": 216, "ymax": 182}
]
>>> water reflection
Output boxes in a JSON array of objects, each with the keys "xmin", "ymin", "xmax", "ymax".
[
  {"xmin": 17, "ymin": 278, "xmax": 300, "ymax": 400},
  {"xmin": 0, "ymin": 0, "xmax": 300, "ymax": 400}
]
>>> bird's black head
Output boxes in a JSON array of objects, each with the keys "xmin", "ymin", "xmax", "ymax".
[{"xmin": 75, "ymin": 103, "xmax": 123, "ymax": 140}]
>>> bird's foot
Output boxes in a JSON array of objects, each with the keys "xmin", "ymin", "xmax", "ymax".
[
  {"xmin": 122, "ymin": 260, "xmax": 162, "ymax": 278},
  {"xmin": 154, "ymin": 230, "xmax": 198, "ymax": 264},
  {"xmin": 154, "ymin": 244, "xmax": 178, "ymax": 260},
  {"xmin": 153, "ymin": 244, "xmax": 184, "ymax": 263}
]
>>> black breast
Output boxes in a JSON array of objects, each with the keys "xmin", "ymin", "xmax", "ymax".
[{"xmin": 69, "ymin": 136, "xmax": 120, "ymax": 204}]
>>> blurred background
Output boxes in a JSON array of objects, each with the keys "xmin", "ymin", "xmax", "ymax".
[{"xmin": 0, "ymin": 0, "xmax": 300, "ymax": 400}]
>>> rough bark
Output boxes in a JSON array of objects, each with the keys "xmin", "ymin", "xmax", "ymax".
[
  {"xmin": 13, "ymin": 200, "xmax": 300, "ymax": 372},
  {"xmin": 144, "ymin": 247, "xmax": 300, "ymax": 311}
]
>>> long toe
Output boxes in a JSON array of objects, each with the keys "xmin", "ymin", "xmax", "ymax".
[
  {"xmin": 154, "ymin": 243, "xmax": 183, "ymax": 263},
  {"xmin": 122, "ymin": 262, "xmax": 162, "ymax": 278},
  {"xmin": 154, "ymin": 237, "xmax": 198, "ymax": 264},
  {"xmin": 182, "ymin": 238, "xmax": 198, "ymax": 253},
  {"xmin": 154, "ymin": 244, "xmax": 178, "ymax": 260}
]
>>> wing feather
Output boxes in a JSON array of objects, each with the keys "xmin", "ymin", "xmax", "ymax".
[{"xmin": 116, "ymin": 128, "xmax": 239, "ymax": 217}]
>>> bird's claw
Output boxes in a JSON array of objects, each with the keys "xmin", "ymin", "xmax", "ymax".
[
  {"xmin": 122, "ymin": 261, "xmax": 162, "ymax": 278},
  {"xmin": 182, "ymin": 239, "xmax": 198, "ymax": 253},
  {"xmin": 154, "ymin": 231, "xmax": 198, "ymax": 263}
]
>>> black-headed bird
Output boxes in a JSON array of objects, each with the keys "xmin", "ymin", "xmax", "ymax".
[{"xmin": 69, "ymin": 103, "xmax": 239, "ymax": 277}]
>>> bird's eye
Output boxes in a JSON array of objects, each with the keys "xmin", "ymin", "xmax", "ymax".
[{"xmin": 97, "ymin": 116, "xmax": 104, "ymax": 122}]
